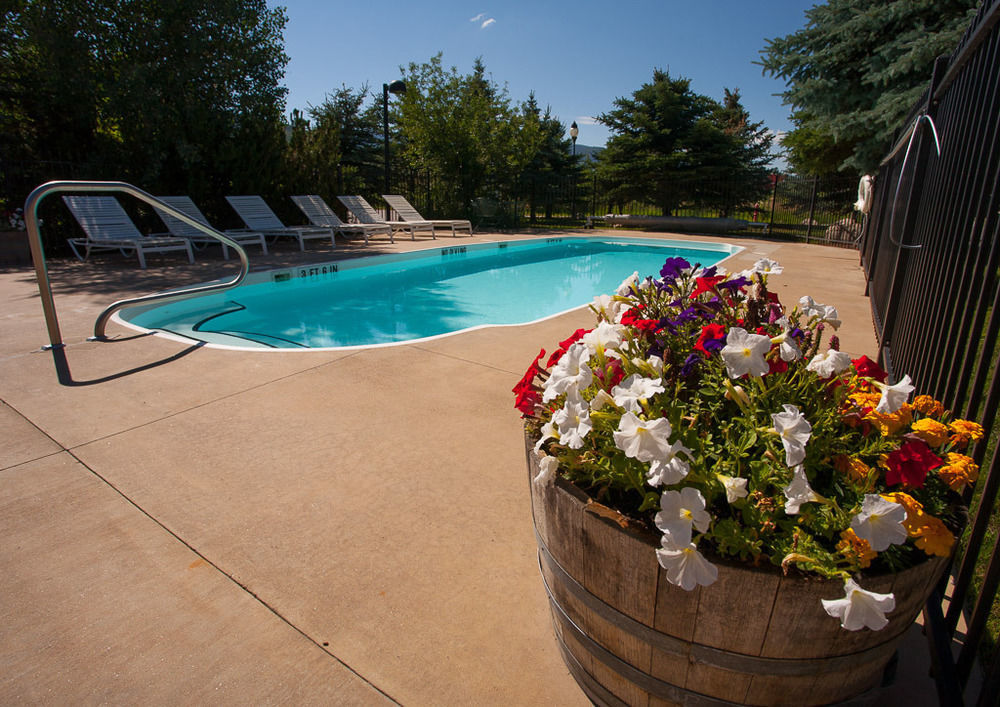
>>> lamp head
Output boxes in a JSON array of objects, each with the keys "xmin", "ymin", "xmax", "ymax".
[
  {"xmin": 387, "ymin": 80, "xmax": 407, "ymax": 95},
  {"xmin": 570, "ymin": 121, "xmax": 579, "ymax": 142}
]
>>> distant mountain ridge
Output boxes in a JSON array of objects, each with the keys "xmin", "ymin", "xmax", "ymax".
[{"xmin": 571, "ymin": 143, "xmax": 603, "ymax": 162}]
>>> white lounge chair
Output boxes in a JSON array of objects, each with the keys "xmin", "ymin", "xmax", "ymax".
[
  {"xmin": 382, "ymin": 194, "xmax": 472, "ymax": 237},
  {"xmin": 62, "ymin": 195, "xmax": 194, "ymax": 269},
  {"xmin": 290, "ymin": 195, "xmax": 393, "ymax": 245},
  {"xmin": 225, "ymin": 195, "xmax": 334, "ymax": 251},
  {"xmin": 154, "ymin": 196, "xmax": 268, "ymax": 259},
  {"xmin": 337, "ymin": 195, "xmax": 436, "ymax": 240}
]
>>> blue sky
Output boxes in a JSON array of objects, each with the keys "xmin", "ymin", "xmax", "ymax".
[{"xmin": 273, "ymin": 0, "xmax": 818, "ymax": 148}]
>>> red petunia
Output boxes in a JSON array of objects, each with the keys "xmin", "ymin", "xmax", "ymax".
[
  {"xmin": 546, "ymin": 328, "xmax": 589, "ymax": 367},
  {"xmin": 768, "ymin": 356, "xmax": 788, "ymax": 375},
  {"xmin": 694, "ymin": 323, "xmax": 727, "ymax": 357},
  {"xmin": 513, "ymin": 348, "xmax": 546, "ymax": 415},
  {"xmin": 852, "ymin": 355, "xmax": 888, "ymax": 382},
  {"xmin": 689, "ymin": 275, "xmax": 726, "ymax": 299},
  {"xmin": 621, "ymin": 307, "xmax": 661, "ymax": 333},
  {"xmin": 884, "ymin": 438, "xmax": 943, "ymax": 488}
]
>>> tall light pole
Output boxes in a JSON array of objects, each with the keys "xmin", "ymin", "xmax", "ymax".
[
  {"xmin": 383, "ymin": 79, "xmax": 407, "ymax": 212},
  {"xmin": 570, "ymin": 121, "xmax": 579, "ymax": 220}
]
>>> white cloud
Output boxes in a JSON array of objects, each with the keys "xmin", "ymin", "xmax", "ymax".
[
  {"xmin": 481, "ymin": 17, "xmax": 496, "ymax": 28},
  {"xmin": 576, "ymin": 116, "xmax": 600, "ymax": 125},
  {"xmin": 470, "ymin": 13, "xmax": 484, "ymax": 22}
]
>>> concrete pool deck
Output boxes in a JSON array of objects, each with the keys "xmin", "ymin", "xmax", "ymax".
[{"xmin": 0, "ymin": 230, "xmax": 941, "ymax": 704}]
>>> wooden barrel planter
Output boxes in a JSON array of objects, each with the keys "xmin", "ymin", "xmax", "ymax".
[{"xmin": 525, "ymin": 430, "xmax": 949, "ymax": 706}]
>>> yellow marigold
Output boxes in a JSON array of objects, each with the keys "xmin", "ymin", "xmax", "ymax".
[
  {"xmin": 848, "ymin": 392, "xmax": 881, "ymax": 412},
  {"xmin": 936, "ymin": 452, "xmax": 980, "ymax": 492},
  {"xmin": 912, "ymin": 395, "xmax": 945, "ymax": 417},
  {"xmin": 867, "ymin": 404, "xmax": 913, "ymax": 436},
  {"xmin": 949, "ymin": 420, "xmax": 985, "ymax": 448},
  {"xmin": 834, "ymin": 454, "xmax": 871, "ymax": 484},
  {"xmin": 881, "ymin": 491, "xmax": 925, "ymax": 534},
  {"xmin": 837, "ymin": 528, "xmax": 876, "ymax": 569},
  {"xmin": 910, "ymin": 418, "xmax": 951, "ymax": 447},
  {"xmin": 912, "ymin": 515, "xmax": 956, "ymax": 557}
]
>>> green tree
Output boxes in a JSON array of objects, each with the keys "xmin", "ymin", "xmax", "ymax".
[
  {"xmin": 597, "ymin": 70, "xmax": 773, "ymax": 216},
  {"xmin": 2, "ymin": 0, "xmax": 289, "ymax": 207},
  {"xmin": 760, "ymin": 0, "xmax": 977, "ymax": 174},
  {"xmin": 521, "ymin": 93, "xmax": 578, "ymax": 220},
  {"xmin": 397, "ymin": 55, "xmax": 542, "ymax": 216}
]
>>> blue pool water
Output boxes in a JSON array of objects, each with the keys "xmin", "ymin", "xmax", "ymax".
[{"xmin": 119, "ymin": 236, "xmax": 741, "ymax": 349}]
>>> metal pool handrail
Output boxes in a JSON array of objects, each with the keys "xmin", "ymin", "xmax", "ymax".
[{"xmin": 24, "ymin": 180, "xmax": 250, "ymax": 347}]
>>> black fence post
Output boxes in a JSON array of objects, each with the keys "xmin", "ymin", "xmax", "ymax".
[
  {"xmin": 768, "ymin": 175, "xmax": 779, "ymax": 234},
  {"xmin": 805, "ymin": 175, "xmax": 818, "ymax": 242}
]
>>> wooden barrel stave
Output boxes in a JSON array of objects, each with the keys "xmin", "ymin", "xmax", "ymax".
[{"xmin": 525, "ymin": 429, "xmax": 949, "ymax": 706}]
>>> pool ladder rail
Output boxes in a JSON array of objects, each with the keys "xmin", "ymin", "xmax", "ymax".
[{"xmin": 24, "ymin": 180, "xmax": 250, "ymax": 349}]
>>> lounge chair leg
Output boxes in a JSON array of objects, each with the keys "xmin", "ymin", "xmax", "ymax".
[{"xmin": 136, "ymin": 247, "xmax": 147, "ymax": 269}]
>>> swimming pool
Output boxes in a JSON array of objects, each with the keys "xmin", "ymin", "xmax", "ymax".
[{"xmin": 118, "ymin": 236, "xmax": 742, "ymax": 350}]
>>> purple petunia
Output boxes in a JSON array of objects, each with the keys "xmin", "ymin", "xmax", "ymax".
[
  {"xmin": 679, "ymin": 353, "xmax": 702, "ymax": 377},
  {"xmin": 660, "ymin": 257, "xmax": 691, "ymax": 280}
]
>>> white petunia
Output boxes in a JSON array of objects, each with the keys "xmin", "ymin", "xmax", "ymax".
[
  {"xmin": 772, "ymin": 404, "xmax": 812, "ymax": 467},
  {"xmin": 646, "ymin": 441, "xmax": 693, "ymax": 487},
  {"xmin": 612, "ymin": 412, "xmax": 674, "ymax": 462},
  {"xmin": 630, "ymin": 355, "xmax": 664, "ymax": 376},
  {"xmin": 542, "ymin": 342, "xmax": 593, "ymax": 402},
  {"xmin": 532, "ymin": 452, "xmax": 559, "ymax": 486},
  {"xmin": 533, "ymin": 421, "xmax": 558, "ymax": 452},
  {"xmin": 750, "ymin": 258, "xmax": 783, "ymax": 276},
  {"xmin": 720, "ymin": 327, "xmax": 772, "ymax": 378},
  {"xmin": 588, "ymin": 389, "xmax": 616, "ymax": 411},
  {"xmin": 655, "ymin": 487, "xmax": 711, "ymax": 547},
  {"xmin": 592, "ymin": 294, "xmax": 627, "ymax": 323},
  {"xmin": 551, "ymin": 391, "xmax": 592, "ymax": 449},
  {"xmin": 806, "ymin": 349, "xmax": 853, "ymax": 379},
  {"xmin": 850, "ymin": 494, "xmax": 908, "ymax": 551},
  {"xmin": 783, "ymin": 464, "xmax": 820, "ymax": 514},
  {"xmin": 616, "ymin": 271, "xmax": 640, "ymax": 296},
  {"xmin": 717, "ymin": 474, "xmax": 749, "ymax": 503},
  {"xmin": 656, "ymin": 541, "xmax": 719, "ymax": 591},
  {"xmin": 581, "ymin": 321, "xmax": 627, "ymax": 355},
  {"xmin": 873, "ymin": 375, "xmax": 915, "ymax": 414},
  {"xmin": 611, "ymin": 374, "xmax": 665, "ymax": 413},
  {"xmin": 799, "ymin": 296, "xmax": 842, "ymax": 330},
  {"xmin": 821, "ymin": 578, "xmax": 896, "ymax": 631},
  {"xmin": 771, "ymin": 330, "xmax": 802, "ymax": 362}
]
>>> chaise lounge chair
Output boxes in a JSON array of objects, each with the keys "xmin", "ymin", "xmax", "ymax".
[
  {"xmin": 382, "ymin": 194, "xmax": 472, "ymax": 237},
  {"xmin": 62, "ymin": 195, "xmax": 194, "ymax": 269},
  {"xmin": 154, "ymin": 196, "xmax": 269, "ymax": 260},
  {"xmin": 290, "ymin": 195, "xmax": 393, "ymax": 245},
  {"xmin": 225, "ymin": 195, "xmax": 335, "ymax": 251},
  {"xmin": 337, "ymin": 195, "xmax": 436, "ymax": 240}
]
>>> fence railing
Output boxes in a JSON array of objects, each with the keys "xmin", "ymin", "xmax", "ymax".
[{"xmin": 861, "ymin": 1, "xmax": 1000, "ymax": 703}]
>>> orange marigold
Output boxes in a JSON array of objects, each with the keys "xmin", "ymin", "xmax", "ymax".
[
  {"xmin": 867, "ymin": 404, "xmax": 913, "ymax": 437},
  {"xmin": 936, "ymin": 452, "xmax": 980, "ymax": 492},
  {"xmin": 949, "ymin": 420, "xmax": 985, "ymax": 448},
  {"xmin": 834, "ymin": 454, "xmax": 871, "ymax": 484},
  {"xmin": 837, "ymin": 528, "xmax": 876, "ymax": 569},
  {"xmin": 912, "ymin": 515, "xmax": 956, "ymax": 557},
  {"xmin": 910, "ymin": 418, "xmax": 951, "ymax": 447},
  {"xmin": 912, "ymin": 395, "xmax": 945, "ymax": 417},
  {"xmin": 881, "ymin": 491, "xmax": 925, "ymax": 534}
]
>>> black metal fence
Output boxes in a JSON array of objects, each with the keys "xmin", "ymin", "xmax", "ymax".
[{"xmin": 861, "ymin": 1, "xmax": 1000, "ymax": 703}]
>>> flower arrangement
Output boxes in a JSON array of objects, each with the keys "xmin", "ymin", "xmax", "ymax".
[{"xmin": 514, "ymin": 256, "xmax": 982, "ymax": 631}]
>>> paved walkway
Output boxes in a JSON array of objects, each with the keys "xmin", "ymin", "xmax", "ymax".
[{"xmin": 0, "ymin": 230, "xmax": 937, "ymax": 704}]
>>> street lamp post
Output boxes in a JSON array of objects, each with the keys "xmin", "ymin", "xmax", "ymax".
[
  {"xmin": 383, "ymin": 79, "xmax": 407, "ymax": 214},
  {"xmin": 570, "ymin": 121, "xmax": 579, "ymax": 220}
]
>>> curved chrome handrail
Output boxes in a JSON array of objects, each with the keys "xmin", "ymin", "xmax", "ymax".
[
  {"xmin": 24, "ymin": 180, "xmax": 249, "ymax": 347},
  {"xmin": 888, "ymin": 114, "xmax": 942, "ymax": 250}
]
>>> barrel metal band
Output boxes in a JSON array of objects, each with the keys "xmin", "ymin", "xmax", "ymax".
[{"xmin": 535, "ymin": 530, "xmax": 898, "ymax": 677}]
